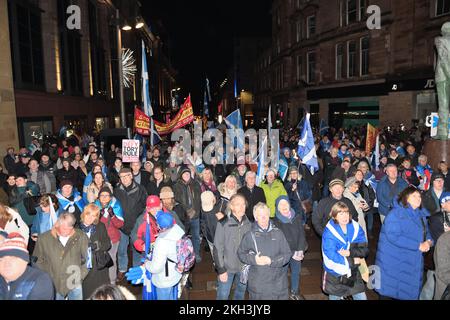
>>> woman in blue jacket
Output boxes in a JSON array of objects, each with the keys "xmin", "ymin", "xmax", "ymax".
[
  {"xmin": 375, "ymin": 186, "xmax": 433, "ymax": 300},
  {"xmin": 31, "ymin": 194, "xmax": 61, "ymax": 241},
  {"xmin": 322, "ymin": 202, "xmax": 368, "ymax": 300}
]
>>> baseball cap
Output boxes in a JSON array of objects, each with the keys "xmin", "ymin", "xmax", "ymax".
[
  {"xmin": 146, "ymin": 195, "xmax": 161, "ymax": 209},
  {"xmin": 157, "ymin": 212, "xmax": 174, "ymax": 229}
]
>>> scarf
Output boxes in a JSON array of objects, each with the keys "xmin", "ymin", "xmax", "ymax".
[
  {"xmin": 80, "ymin": 223, "xmax": 96, "ymax": 270},
  {"xmin": 56, "ymin": 190, "xmax": 82, "ymax": 213}
]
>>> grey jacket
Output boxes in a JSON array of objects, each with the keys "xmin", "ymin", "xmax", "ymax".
[
  {"xmin": 434, "ymin": 231, "xmax": 450, "ymax": 300},
  {"xmin": 26, "ymin": 170, "xmax": 51, "ymax": 195},
  {"xmin": 213, "ymin": 214, "xmax": 252, "ymax": 274},
  {"xmin": 237, "ymin": 222, "xmax": 292, "ymax": 300}
]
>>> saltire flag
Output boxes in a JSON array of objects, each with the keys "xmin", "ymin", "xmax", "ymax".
[
  {"xmin": 225, "ymin": 109, "xmax": 244, "ymax": 152},
  {"xmin": 204, "ymin": 77, "xmax": 211, "ymax": 117},
  {"xmin": 365, "ymin": 123, "xmax": 377, "ymax": 155},
  {"xmin": 297, "ymin": 113, "xmax": 319, "ymax": 175},
  {"xmin": 256, "ymin": 136, "xmax": 268, "ymax": 186},
  {"xmin": 371, "ymin": 133, "xmax": 380, "ymax": 170},
  {"xmin": 297, "ymin": 116, "xmax": 305, "ymax": 132},
  {"xmin": 142, "ymin": 213, "xmax": 156, "ymax": 300},
  {"xmin": 48, "ymin": 196, "xmax": 58, "ymax": 228},
  {"xmin": 141, "ymin": 41, "xmax": 153, "ymax": 118},
  {"xmin": 268, "ymin": 105, "xmax": 280, "ymax": 173},
  {"xmin": 319, "ymin": 119, "xmax": 329, "ymax": 136},
  {"xmin": 150, "ymin": 118, "xmax": 161, "ymax": 146},
  {"xmin": 278, "ymin": 158, "xmax": 289, "ymax": 181}
]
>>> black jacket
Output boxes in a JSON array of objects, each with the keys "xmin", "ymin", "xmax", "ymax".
[
  {"xmin": 312, "ymin": 196, "xmax": 359, "ymax": 236},
  {"xmin": 200, "ymin": 203, "xmax": 221, "ymax": 243},
  {"xmin": 55, "ymin": 167, "xmax": 79, "ymax": 189},
  {"xmin": 173, "ymin": 178, "xmax": 202, "ymax": 220},
  {"xmin": 147, "ymin": 179, "xmax": 172, "ymax": 197},
  {"xmin": 0, "ymin": 266, "xmax": 55, "ymax": 300},
  {"xmin": 114, "ymin": 182, "xmax": 148, "ymax": 235},
  {"xmin": 207, "ymin": 164, "xmax": 226, "ymax": 184},
  {"xmin": 273, "ymin": 213, "xmax": 308, "ymax": 253},
  {"xmin": 107, "ymin": 167, "xmax": 121, "ymax": 189},
  {"xmin": 422, "ymin": 189, "xmax": 442, "ymax": 216},
  {"xmin": 300, "ymin": 164, "xmax": 324, "ymax": 202},
  {"xmin": 132, "ymin": 171, "xmax": 152, "ymax": 195},
  {"xmin": 237, "ymin": 185, "xmax": 266, "ymax": 222},
  {"xmin": 331, "ymin": 166, "xmax": 356, "ymax": 182},
  {"xmin": 441, "ymin": 171, "xmax": 450, "ymax": 192},
  {"xmin": 323, "ymin": 155, "xmax": 341, "ymax": 183},
  {"xmin": 3, "ymin": 154, "xmax": 17, "ymax": 175}
]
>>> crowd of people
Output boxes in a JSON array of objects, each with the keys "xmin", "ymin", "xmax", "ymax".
[{"xmin": 0, "ymin": 123, "xmax": 450, "ymax": 300}]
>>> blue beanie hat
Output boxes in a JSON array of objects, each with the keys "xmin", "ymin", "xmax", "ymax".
[
  {"xmin": 157, "ymin": 212, "xmax": 174, "ymax": 229},
  {"xmin": 441, "ymin": 192, "xmax": 450, "ymax": 205}
]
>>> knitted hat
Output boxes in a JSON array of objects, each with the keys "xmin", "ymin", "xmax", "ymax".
[
  {"xmin": 159, "ymin": 186, "xmax": 174, "ymax": 200},
  {"xmin": 157, "ymin": 212, "xmax": 174, "ymax": 229},
  {"xmin": 0, "ymin": 232, "xmax": 29, "ymax": 262},
  {"xmin": 329, "ymin": 179, "xmax": 345, "ymax": 188},
  {"xmin": 146, "ymin": 195, "xmax": 161, "ymax": 209},
  {"xmin": 201, "ymin": 191, "xmax": 216, "ymax": 212},
  {"xmin": 60, "ymin": 179, "xmax": 73, "ymax": 188},
  {"xmin": 179, "ymin": 166, "xmax": 191, "ymax": 176},
  {"xmin": 441, "ymin": 192, "xmax": 450, "ymax": 205}
]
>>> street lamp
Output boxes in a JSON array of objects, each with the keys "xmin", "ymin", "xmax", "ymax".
[
  {"xmin": 122, "ymin": 20, "xmax": 132, "ymax": 31},
  {"xmin": 135, "ymin": 17, "xmax": 144, "ymax": 29}
]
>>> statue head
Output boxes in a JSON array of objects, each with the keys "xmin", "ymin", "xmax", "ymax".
[{"xmin": 442, "ymin": 22, "xmax": 450, "ymax": 36}]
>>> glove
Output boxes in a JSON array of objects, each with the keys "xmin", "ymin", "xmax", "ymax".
[
  {"xmin": 107, "ymin": 207, "xmax": 114, "ymax": 217},
  {"xmin": 125, "ymin": 265, "xmax": 145, "ymax": 285}
]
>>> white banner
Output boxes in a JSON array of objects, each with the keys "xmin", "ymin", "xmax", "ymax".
[{"xmin": 122, "ymin": 139, "xmax": 140, "ymax": 163}]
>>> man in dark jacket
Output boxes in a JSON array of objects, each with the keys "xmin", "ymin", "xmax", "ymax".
[
  {"xmin": 130, "ymin": 161, "xmax": 152, "ymax": 194},
  {"xmin": 323, "ymin": 148, "xmax": 341, "ymax": 197},
  {"xmin": 284, "ymin": 166, "xmax": 312, "ymax": 228},
  {"xmin": 200, "ymin": 191, "xmax": 222, "ymax": 260},
  {"xmin": 26, "ymin": 159, "xmax": 51, "ymax": 195},
  {"xmin": 312, "ymin": 179, "xmax": 358, "ymax": 236},
  {"xmin": 438, "ymin": 161, "xmax": 450, "ymax": 192},
  {"xmin": 114, "ymin": 168, "xmax": 148, "ymax": 281},
  {"xmin": 237, "ymin": 171, "xmax": 266, "ymax": 222},
  {"xmin": 173, "ymin": 166, "xmax": 202, "ymax": 262},
  {"xmin": 422, "ymin": 173, "xmax": 446, "ymax": 216},
  {"xmin": 331, "ymin": 160, "xmax": 355, "ymax": 182},
  {"xmin": 39, "ymin": 154, "xmax": 57, "ymax": 192},
  {"xmin": 214, "ymin": 194, "xmax": 251, "ymax": 300},
  {"xmin": 3, "ymin": 147, "xmax": 18, "ymax": 175},
  {"xmin": 0, "ymin": 232, "xmax": 54, "ymax": 300},
  {"xmin": 207, "ymin": 157, "xmax": 226, "ymax": 184}
]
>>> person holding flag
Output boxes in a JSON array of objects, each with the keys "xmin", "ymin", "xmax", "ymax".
[
  {"xmin": 297, "ymin": 113, "xmax": 319, "ymax": 175},
  {"xmin": 31, "ymin": 194, "xmax": 61, "ymax": 242}
]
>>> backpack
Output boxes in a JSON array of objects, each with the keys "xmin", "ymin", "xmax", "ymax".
[{"xmin": 166, "ymin": 234, "xmax": 195, "ymax": 276}]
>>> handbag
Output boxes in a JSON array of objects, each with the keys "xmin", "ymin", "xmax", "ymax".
[
  {"xmin": 23, "ymin": 196, "xmax": 40, "ymax": 215},
  {"xmin": 94, "ymin": 250, "xmax": 114, "ymax": 270},
  {"xmin": 240, "ymin": 232, "xmax": 258, "ymax": 284}
]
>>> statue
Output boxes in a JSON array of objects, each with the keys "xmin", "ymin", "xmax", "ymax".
[{"xmin": 436, "ymin": 22, "xmax": 450, "ymax": 140}]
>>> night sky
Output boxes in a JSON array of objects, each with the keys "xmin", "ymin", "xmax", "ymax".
[{"xmin": 141, "ymin": 0, "xmax": 272, "ymax": 112}]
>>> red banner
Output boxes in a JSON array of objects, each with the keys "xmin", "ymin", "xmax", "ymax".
[
  {"xmin": 134, "ymin": 108, "xmax": 150, "ymax": 136},
  {"xmin": 153, "ymin": 95, "xmax": 195, "ymax": 135},
  {"xmin": 365, "ymin": 123, "xmax": 377, "ymax": 154}
]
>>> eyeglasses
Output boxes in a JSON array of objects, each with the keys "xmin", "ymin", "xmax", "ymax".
[{"xmin": 119, "ymin": 174, "xmax": 132, "ymax": 179}]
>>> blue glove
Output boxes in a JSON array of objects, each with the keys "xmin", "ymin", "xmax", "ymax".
[{"xmin": 125, "ymin": 265, "xmax": 145, "ymax": 285}]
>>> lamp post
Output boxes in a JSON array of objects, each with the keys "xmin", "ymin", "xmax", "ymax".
[{"xmin": 116, "ymin": 9, "xmax": 126, "ymax": 129}]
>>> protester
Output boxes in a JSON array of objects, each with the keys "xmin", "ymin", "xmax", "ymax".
[
  {"xmin": 173, "ymin": 166, "xmax": 202, "ymax": 263},
  {"xmin": 343, "ymin": 177, "xmax": 369, "ymax": 237},
  {"xmin": 85, "ymin": 172, "xmax": 113, "ymax": 204},
  {"xmin": 130, "ymin": 161, "xmax": 152, "ymax": 194},
  {"xmin": 416, "ymin": 154, "xmax": 433, "ymax": 191},
  {"xmin": 200, "ymin": 191, "xmax": 222, "ymax": 260},
  {"xmin": 133, "ymin": 195, "xmax": 162, "ymax": 255},
  {"xmin": 0, "ymin": 203, "xmax": 29, "ymax": 244},
  {"xmin": 273, "ymin": 196, "xmax": 308, "ymax": 300},
  {"xmin": 214, "ymin": 194, "xmax": 251, "ymax": 300},
  {"xmin": 33, "ymin": 211, "xmax": 89, "ymax": 300},
  {"xmin": 259, "ymin": 169, "xmax": 288, "ymax": 218},
  {"xmin": 147, "ymin": 165, "xmax": 172, "ymax": 196},
  {"xmin": 199, "ymin": 167, "xmax": 219, "ymax": 197},
  {"xmin": 39, "ymin": 154, "xmax": 57, "ymax": 192},
  {"xmin": 0, "ymin": 232, "xmax": 54, "ymax": 300},
  {"xmin": 284, "ymin": 166, "xmax": 312, "ymax": 229},
  {"xmin": 399, "ymin": 158, "xmax": 420, "ymax": 187},
  {"xmin": 321, "ymin": 201, "xmax": 368, "ymax": 300},
  {"xmin": 238, "ymin": 202, "xmax": 292, "ymax": 300},
  {"xmin": 9, "ymin": 174, "xmax": 40, "ymax": 227},
  {"xmin": 217, "ymin": 175, "xmax": 239, "ymax": 214},
  {"xmin": 376, "ymin": 164, "xmax": 408, "ymax": 224},
  {"xmin": 237, "ymin": 171, "xmax": 266, "ymax": 222},
  {"xmin": 312, "ymin": 179, "xmax": 358, "ymax": 236},
  {"xmin": 26, "ymin": 159, "xmax": 51, "ymax": 195},
  {"xmin": 55, "ymin": 158, "xmax": 78, "ymax": 188},
  {"xmin": 434, "ymin": 225, "xmax": 450, "ymax": 300},
  {"xmin": 114, "ymin": 168, "xmax": 147, "ymax": 281},
  {"xmin": 422, "ymin": 173, "xmax": 446, "ymax": 216},
  {"xmin": 375, "ymin": 186, "xmax": 433, "ymax": 300},
  {"xmin": 323, "ymin": 147, "xmax": 341, "ymax": 197},
  {"xmin": 31, "ymin": 194, "xmax": 61, "ymax": 241},
  {"xmin": 159, "ymin": 186, "xmax": 186, "ymax": 231},
  {"xmin": 107, "ymin": 157, "xmax": 123, "ymax": 188},
  {"xmin": 78, "ymin": 204, "xmax": 111, "ymax": 299},
  {"xmin": 55, "ymin": 180, "xmax": 85, "ymax": 223},
  {"xmin": 3, "ymin": 147, "xmax": 18, "ymax": 175}
]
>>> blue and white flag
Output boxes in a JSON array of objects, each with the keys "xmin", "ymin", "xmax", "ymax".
[
  {"xmin": 141, "ymin": 41, "xmax": 153, "ymax": 118},
  {"xmin": 204, "ymin": 77, "xmax": 211, "ymax": 117},
  {"xmin": 371, "ymin": 134, "xmax": 380, "ymax": 170},
  {"xmin": 297, "ymin": 113, "xmax": 319, "ymax": 175},
  {"xmin": 319, "ymin": 119, "xmax": 329, "ymax": 136},
  {"xmin": 256, "ymin": 136, "xmax": 268, "ymax": 186},
  {"xmin": 225, "ymin": 109, "xmax": 244, "ymax": 151},
  {"xmin": 267, "ymin": 105, "xmax": 280, "ymax": 172},
  {"xmin": 48, "ymin": 196, "xmax": 58, "ymax": 228},
  {"xmin": 279, "ymin": 158, "xmax": 289, "ymax": 181}
]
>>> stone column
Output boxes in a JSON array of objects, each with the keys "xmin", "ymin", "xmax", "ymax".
[{"xmin": 0, "ymin": 0, "xmax": 19, "ymax": 166}]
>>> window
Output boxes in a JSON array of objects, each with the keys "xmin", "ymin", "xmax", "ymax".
[
  {"xmin": 347, "ymin": 41, "xmax": 357, "ymax": 78},
  {"xmin": 359, "ymin": 0, "xmax": 367, "ymax": 20},
  {"xmin": 88, "ymin": 1, "xmax": 107, "ymax": 96},
  {"xmin": 336, "ymin": 44, "xmax": 344, "ymax": 79},
  {"xmin": 8, "ymin": 1, "xmax": 45, "ymax": 89},
  {"xmin": 297, "ymin": 55, "xmax": 303, "ymax": 84},
  {"xmin": 307, "ymin": 15, "xmax": 316, "ymax": 39},
  {"xmin": 437, "ymin": 0, "xmax": 450, "ymax": 16},
  {"xmin": 296, "ymin": 20, "xmax": 302, "ymax": 42},
  {"xmin": 347, "ymin": 0, "xmax": 357, "ymax": 24},
  {"xmin": 307, "ymin": 51, "xmax": 316, "ymax": 83},
  {"xmin": 58, "ymin": 0, "xmax": 83, "ymax": 95},
  {"xmin": 360, "ymin": 37, "xmax": 370, "ymax": 76}
]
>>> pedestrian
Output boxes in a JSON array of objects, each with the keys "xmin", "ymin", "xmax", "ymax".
[
  {"xmin": 85, "ymin": 171, "xmax": 113, "ymax": 204},
  {"xmin": 173, "ymin": 166, "xmax": 202, "ymax": 263},
  {"xmin": 159, "ymin": 186, "xmax": 186, "ymax": 231},
  {"xmin": 323, "ymin": 147, "xmax": 341, "ymax": 197},
  {"xmin": 399, "ymin": 158, "xmax": 420, "ymax": 187},
  {"xmin": 343, "ymin": 177, "xmax": 369, "ymax": 237},
  {"xmin": 0, "ymin": 203, "xmax": 29, "ymax": 244},
  {"xmin": 375, "ymin": 186, "xmax": 433, "ymax": 300},
  {"xmin": 55, "ymin": 180, "xmax": 85, "ymax": 223},
  {"xmin": 321, "ymin": 202, "xmax": 368, "ymax": 300},
  {"xmin": 238, "ymin": 202, "xmax": 292, "ymax": 300},
  {"xmin": 3, "ymin": 147, "xmax": 18, "ymax": 175},
  {"xmin": 82, "ymin": 164, "xmax": 105, "ymax": 200},
  {"xmin": 259, "ymin": 169, "xmax": 288, "ymax": 218},
  {"xmin": 130, "ymin": 161, "xmax": 152, "ymax": 194},
  {"xmin": 214, "ymin": 194, "xmax": 251, "ymax": 300},
  {"xmin": 95, "ymin": 187, "xmax": 124, "ymax": 284},
  {"xmin": 78, "ymin": 204, "xmax": 112, "ymax": 299},
  {"xmin": 273, "ymin": 196, "xmax": 308, "ymax": 300},
  {"xmin": 376, "ymin": 163, "xmax": 408, "ymax": 224},
  {"xmin": 199, "ymin": 167, "xmax": 219, "ymax": 198},
  {"xmin": 237, "ymin": 171, "xmax": 266, "ymax": 222},
  {"xmin": 25, "ymin": 158, "xmax": 51, "ymax": 195},
  {"xmin": 0, "ymin": 232, "xmax": 54, "ymax": 300},
  {"xmin": 217, "ymin": 175, "xmax": 239, "ymax": 214},
  {"xmin": 39, "ymin": 153, "xmax": 57, "ymax": 192},
  {"xmin": 33, "ymin": 211, "xmax": 89, "ymax": 300},
  {"xmin": 312, "ymin": 179, "xmax": 358, "ymax": 236},
  {"xmin": 55, "ymin": 158, "xmax": 78, "ymax": 188},
  {"xmin": 422, "ymin": 173, "xmax": 446, "ymax": 216},
  {"xmin": 133, "ymin": 195, "xmax": 162, "ymax": 255},
  {"xmin": 113, "ymin": 167, "xmax": 147, "ymax": 281}
]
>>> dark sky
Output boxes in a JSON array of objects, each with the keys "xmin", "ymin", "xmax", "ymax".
[{"xmin": 141, "ymin": 0, "xmax": 272, "ymax": 111}]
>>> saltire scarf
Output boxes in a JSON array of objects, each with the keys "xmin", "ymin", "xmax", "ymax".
[
  {"xmin": 80, "ymin": 223, "xmax": 96, "ymax": 269},
  {"xmin": 56, "ymin": 190, "xmax": 82, "ymax": 213}
]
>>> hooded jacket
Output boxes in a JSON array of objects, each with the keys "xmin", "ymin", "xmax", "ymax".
[
  {"xmin": 173, "ymin": 174, "xmax": 202, "ymax": 220},
  {"xmin": 9, "ymin": 181, "xmax": 40, "ymax": 226},
  {"xmin": 237, "ymin": 221, "xmax": 292, "ymax": 300},
  {"xmin": 273, "ymin": 195, "xmax": 308, "ymax": 253},
  {"xmin": 375, "ymin": 200, "xmax": 432, "ymax": 300},
  {"xmin": 259, "ymin": 179, "xmax": 288, "ymax": 218}
]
